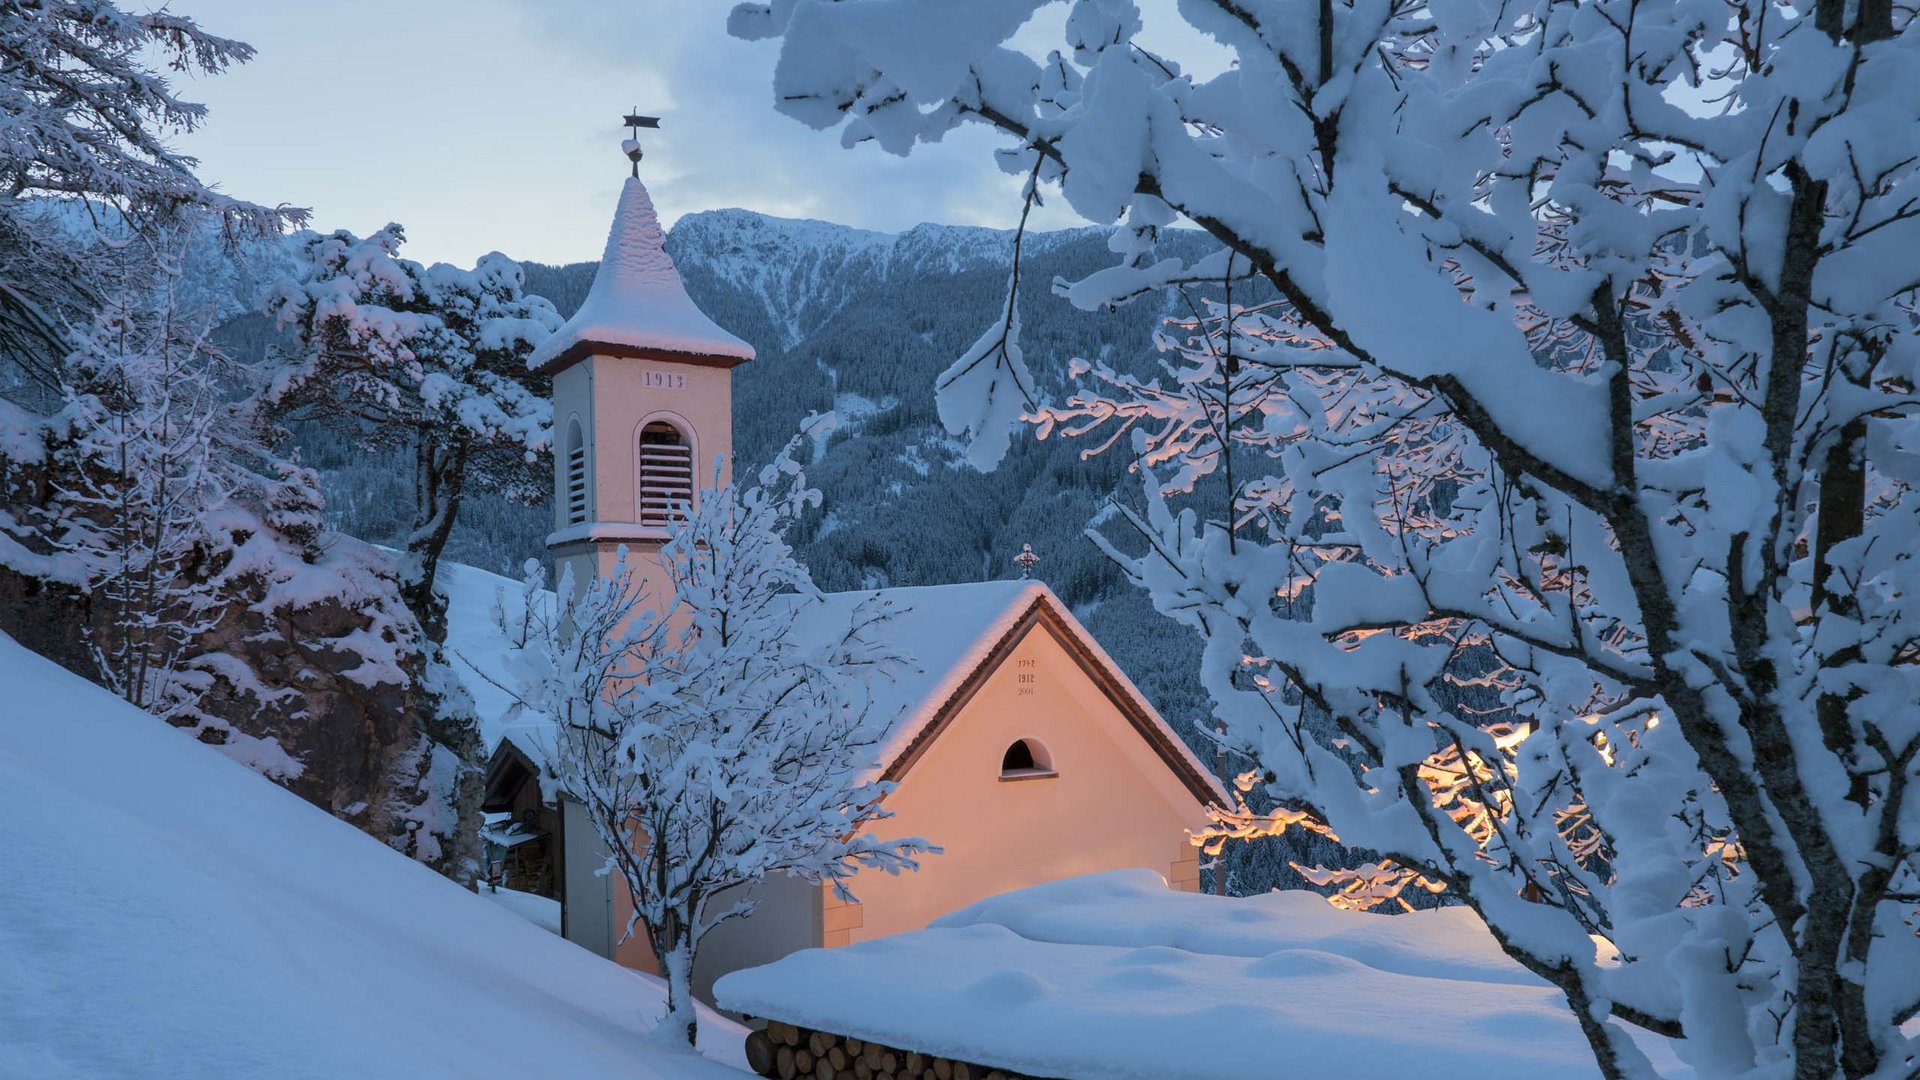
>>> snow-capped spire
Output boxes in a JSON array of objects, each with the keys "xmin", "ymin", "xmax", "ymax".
[{"xmin": 528, "ymin": 172, "xmax": 755, "ymax": 372}]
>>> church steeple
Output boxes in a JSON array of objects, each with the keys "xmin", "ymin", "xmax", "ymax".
[
  {"xmin": 543, "ymin": 127, "xmax": 752, "ymax": 599},
  {"xmin": 528, "ymin": 174, "xmax": 754, "ymax": 375}
]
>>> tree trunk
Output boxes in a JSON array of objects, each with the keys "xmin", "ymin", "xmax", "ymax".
[
  {"xmin": 401, "ymin": 434, "xmax": 470, "ymax": 645},
  {"xmin": 651, "ymin": 921, "xmax": 699, "ymax": 1049},
  {"xmin": 1812, "ymin": 415, "xmax": 1867, "ymax": 804}
]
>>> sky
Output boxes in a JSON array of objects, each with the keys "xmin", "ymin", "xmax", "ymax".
[{"xmin": 167, "ymin": 1, "xmax": 1226, "ymax": 268}]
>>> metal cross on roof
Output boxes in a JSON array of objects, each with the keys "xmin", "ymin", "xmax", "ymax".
[
  {"xmin": 1014, "ymin": 542, "xmax": 1040, "ymax": 579},
  {"xmin": 622, "ymin": 108, "xmax": 660, "ymax": 177}
]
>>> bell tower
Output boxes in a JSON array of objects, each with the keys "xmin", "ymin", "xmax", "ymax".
[{"xmin": 531, "ymin": 116, "xmax": 755, "ymax": 609}]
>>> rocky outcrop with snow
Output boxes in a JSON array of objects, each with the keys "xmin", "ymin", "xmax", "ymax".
[{"xmin": 0, "ymin": 444, "xmax": 477, "ymax": 882}]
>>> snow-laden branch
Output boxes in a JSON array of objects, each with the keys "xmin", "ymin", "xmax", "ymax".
[{"xmin": 741, "ymin": 0, "xmax": 1920, "ymax": 1075}]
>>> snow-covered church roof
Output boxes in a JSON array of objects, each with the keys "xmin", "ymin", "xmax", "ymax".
[
  {"xmin": 778, "ymin": 579, "xmax": 1224, "ymax": 802},
  {"xmin": 459, "ymin": 571, "xmax": 1225, "ymax": 808},
  {"xmin": 527, "ymin": 176, "xmax": 756, "ymax": 373}
]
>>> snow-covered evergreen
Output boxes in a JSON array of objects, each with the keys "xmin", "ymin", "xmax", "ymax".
[
  {"xmin": 48, "ymin": 241, "xmax": 230, "ymax": 715},
  {"xmin": 0, "ymin": 0, "xmax": 301, "ymax": 388},
  {"xmin": 263, "ymin": 227, "xmax": 561, "ymax": 641},
  {"xmin": 259, "ymin": 229, "xmax": 567, "ymax": 886}
]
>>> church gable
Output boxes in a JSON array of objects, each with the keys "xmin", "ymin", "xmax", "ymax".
[
  {"xmin": 776, "ymin": 580, "xmax": 1224, "ymax": 809},
  {"xmin": 881, "ymin": 589, "xmax": 1226, "ymax": 810},
  {"xmin": 840, "ymin": 595, "xmax": 1214, "ymax": 941}
]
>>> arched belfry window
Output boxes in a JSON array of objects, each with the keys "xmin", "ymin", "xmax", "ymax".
[
  {"xmin": 638, "ymin": 420, "xmax": 694, "ymax": 527},
  {"xmin": 1000, "ymin": 738, "xmax": 1055, "ymax": 780},
  {"xmin": 564, "ymin": 419, "xmax": 588, "ymax": 526}
]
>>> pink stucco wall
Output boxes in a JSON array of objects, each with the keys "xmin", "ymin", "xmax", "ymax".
[
  {"xmin": 834, "ymin": 619, "xmax": 1207, "ymax": 945},
  {"xmin": 551, "ymin": 351, "xmax": 737, "ymax": 621},
  {"xmin": 585, "ymin": 355, "xmax": 734, "ymax": 525}
]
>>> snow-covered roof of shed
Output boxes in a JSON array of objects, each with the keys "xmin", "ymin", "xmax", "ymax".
[
  {"xmin": 527, "ymin": 176, "xmax": 755, "ymax": 373},
  {"xmin": 715, "ymin": 870, "xmax": 1685, "ymax": 1080}
]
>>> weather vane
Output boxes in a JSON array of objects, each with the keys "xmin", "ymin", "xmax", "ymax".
[
  {"xmin": 1014, "ymin": 543, "xmax": 1040, "ymax": 580},
  {"xmin": 622, "ymin": 108, "xmax": 660, "ymax": 177}
]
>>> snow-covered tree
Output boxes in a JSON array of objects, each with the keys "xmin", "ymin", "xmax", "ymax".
[
  {"xmin": 264, "ymin": 226, "xmax": 561, "ymax": 641},
  {"xmin": 0, "ymin": 0, "xmax": 301, "ymax": 387},
  {"xmin": 263, "ymin": 227, "xmax": 561, "ymax": 890},
  {"xmin": 741, "ymin": 1, "xmax": 1920, "ymax": 1077},
  {"xmin": 50, "ymin": 247, "xmax": 230, "ymax": 715},
  {"xmin": 497, "ymin": 434, "xmax": 932, "ymax": 1048}
]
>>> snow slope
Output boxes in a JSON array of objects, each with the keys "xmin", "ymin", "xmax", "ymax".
[
  {"xmin": 0, "ymin": 631, "xmax": 748, "ymax": 1080},
  {"xmin": 666, "ymin": 208, "xmax": 1108, "ymax": 350},
  {"xmin": 481, "ymin": 886, "xmax": 563, "ymax": 936},
  {"xmin": 715, "ymin": 870, "xmax": 1688, "ymax": 1080},
  {"xmin": 669, "ymin": 209, "xmax": 892, "ymax": 348}
]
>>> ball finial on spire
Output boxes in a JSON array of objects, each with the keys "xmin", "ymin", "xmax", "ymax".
[{"xmin": 1014, "ymin": 543, "xmax": 1040, "ymax": 580}]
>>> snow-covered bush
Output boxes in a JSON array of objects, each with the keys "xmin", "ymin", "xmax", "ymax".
[
  {"xmin": 739, "ymin": 1, "xmax": 1920, "ymax": 1076},
  {"xmin": 497, "ymin": 432, "xmax": 932, "ymax": 1048}
]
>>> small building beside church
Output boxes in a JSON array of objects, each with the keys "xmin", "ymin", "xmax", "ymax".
[{"xmin": 484, "ymin": 160, "xmax": 1226, "ymax": 1004}]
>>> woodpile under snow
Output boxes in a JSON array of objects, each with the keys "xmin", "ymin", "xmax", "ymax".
[{"xmin": 745, "ymin": 1021, "xmax": 1057, "ymax": 1080}]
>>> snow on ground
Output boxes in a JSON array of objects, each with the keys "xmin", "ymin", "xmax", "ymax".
[
  {"xmin": 481, "ymin": 886, "xmax": 563, "ymax": 936},
  {"xmin": 0, "ymin": 631, "xmax": 748, "ymax": 1079},
  {"xmin": 937, "ymin": 868, "xmax": 1540, "ymax": 985},
  {"xmin": 440, "ymin": 558, "xmax": 554, "ymax": 752},
  {"xmin": 715, "ymin": 870, "xmax": 1690, "ymax": 1080}
]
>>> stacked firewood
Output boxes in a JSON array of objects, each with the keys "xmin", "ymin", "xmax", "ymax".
[{"xmin": 744, "ymin": 1020, "xmax": 1057, "ymax": 1080}]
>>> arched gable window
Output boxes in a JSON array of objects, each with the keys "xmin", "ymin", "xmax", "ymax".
[
  {"xmin": 638, "ymin": 420, "xmax": 695, "ymax": 527},
  {"xmin": 563, "ymin": 418, "xmax": 588, "ymax": 526},
  {"xmin": 1000, "ymin": 738, "xmax": 1055, "ymax": 780}
]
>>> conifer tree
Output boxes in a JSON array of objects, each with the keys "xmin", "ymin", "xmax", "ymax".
[{"xmin": 0, "ymin": 0, "xmax": 301, "ymax": 387}]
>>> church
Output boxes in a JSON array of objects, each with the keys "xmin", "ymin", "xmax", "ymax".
[{"xmin": 482, "ymin": 154, "xmax": 1226, "ymax": 1004}]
